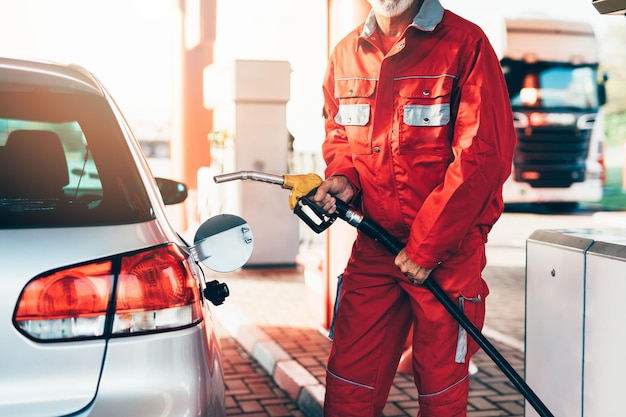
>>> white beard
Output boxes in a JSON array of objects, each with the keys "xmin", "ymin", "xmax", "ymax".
[{"xmin": 367, "ymin": 0, "xmax": 415, "ymax": 17}]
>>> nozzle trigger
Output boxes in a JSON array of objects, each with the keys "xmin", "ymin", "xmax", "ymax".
[{"xmin": 294, "ymin": 191, "xmax": 336, "ymax": 233}]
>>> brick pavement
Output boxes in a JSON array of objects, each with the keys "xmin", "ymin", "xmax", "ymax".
[
  {"xmin": 212, "ymin": 259, "xmax": 534, "ymax": 417},
  {"xmin": 220, "ymin": 334, "xmax": 306, "ymax": 417}
]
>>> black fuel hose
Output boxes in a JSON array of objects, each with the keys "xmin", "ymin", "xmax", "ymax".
[{"xmin": 334, "ymin": 199, "xmax": 554, "ymax": 417}]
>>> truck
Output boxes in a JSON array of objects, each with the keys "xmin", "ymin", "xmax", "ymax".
[{"xmin": 498, "ymin": 17, "xmax": 607, "ymax": 209}]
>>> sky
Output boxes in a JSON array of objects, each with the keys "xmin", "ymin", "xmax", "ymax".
[
  {"xmin": 0, "ymin": 0, "xmax": 179, "ymax": 138},
  {"xmin": 0, "ymin": 0, "xmax": 622, "ymax": 146}
]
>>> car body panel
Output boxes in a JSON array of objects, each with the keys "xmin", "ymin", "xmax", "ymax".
[{"xmin": 82, "ymin": 323, "xmax": 225, "ymax": 417}]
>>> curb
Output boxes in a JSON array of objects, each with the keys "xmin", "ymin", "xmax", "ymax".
[{"xmin": 214, "ymin": 303, "xmax": 325, "ymax": 417}]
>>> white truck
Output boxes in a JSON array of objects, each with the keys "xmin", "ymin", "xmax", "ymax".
[{"xmin": 498, "ymin": 17, "xmax": 607, "ymax": 209}]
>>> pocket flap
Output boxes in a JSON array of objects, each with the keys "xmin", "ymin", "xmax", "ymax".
[
  {"xmin": 399, "ymin": 75, "xmax": 454, "ymax": 99},
  {"xmin": 335, "ymin": 78, "xmax": 376, "ymax": 99}
]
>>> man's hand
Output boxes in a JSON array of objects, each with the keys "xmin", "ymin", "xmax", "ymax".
[
  {"xmin": 395, "ymin": 248, "xmax": 433, "ymax": 285},
  {"xmin": 312, "ymin": 175, "xmax": 355, "ymax": 215}
]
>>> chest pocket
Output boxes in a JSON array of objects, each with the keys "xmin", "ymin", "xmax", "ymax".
[
  {"xmin": 334, "ymin": 78, "xmax": 376, "ymax": 155},
  {"xmin": 398, "ymin": 75, "xmax": 455, "ymax": 156}
]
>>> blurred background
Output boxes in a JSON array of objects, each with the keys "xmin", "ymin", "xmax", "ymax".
[
  {"xmin": 3, "ymin": 0, "xmax": 626, "ymax": 324},
  {"xmin": 1, "ymin": 0, "xmax": 623, "ymax": 159},
  {"xmin": 1, "ymin": 0, "xmax": 625, "ymax": 231}
]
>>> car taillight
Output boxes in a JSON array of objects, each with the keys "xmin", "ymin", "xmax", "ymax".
[
  {"xmin": 112, "ymin": 245, "xmax": 202, "ymax": 334},
  {"xmin": 14, "ymin": 261, "xmax": 113, "ymax": 340},
  {"xmin": 14, "ymin": 244, "xmax": 203, "ymax": 342}
]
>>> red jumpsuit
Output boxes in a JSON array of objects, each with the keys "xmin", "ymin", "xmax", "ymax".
[{"xmin": 321, "ymin": 1, "xmax": 516, "ymax": 416}]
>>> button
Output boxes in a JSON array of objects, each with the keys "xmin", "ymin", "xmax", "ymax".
[
  {"xmin": 423, "ymin": 118, "xmax": 430, "ymax": 123},
  {"xmin": 374, "ymin": 147, "xmax": 381, "ymax": 153},
  {"xmin": 423, "ymin": 90, "xmax": 430, "ymax": 96},
  {"xmin": 398, "ymin": 42, "xmax": 404, "ymax": 49},
  {"xmin": 347, "ymin": 89, "xmax": 354, "ymax": 96},
  {"xmin": 347, "ymin": 117, "xmax": 352, "ymax": 123}
]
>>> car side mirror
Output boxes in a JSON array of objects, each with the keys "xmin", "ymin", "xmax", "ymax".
[
  {"xmin": 155, "ymin": 177, "xmax": 188, "ymax": 205},
  {"xmin": 193, "ymin": 214, "xmax": 254, "ymax": 272},
  {"xmin": 598, "ymin": 72, "xmax": 608, "ymax": 107}
]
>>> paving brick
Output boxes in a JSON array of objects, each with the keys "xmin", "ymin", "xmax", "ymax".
[
  {"xmin": 240, "ymin": 400, "xmax": 265, "ymax": 413},
  {"xmin": 468, "ymin": 396, "xmax": 498, "ymax": 411},
  {"xmin": 381, "ymin": 402, "xmax": 405, "ymax": 416}
]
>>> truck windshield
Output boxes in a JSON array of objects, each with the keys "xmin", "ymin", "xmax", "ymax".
[{"xmin": 502, "ymin": 60, "xmax": 599, "ymax": 110}]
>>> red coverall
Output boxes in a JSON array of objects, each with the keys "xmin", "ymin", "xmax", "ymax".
[{"xmin": 321, "ymin": 1, "xmax": 516, "ymax": 416}]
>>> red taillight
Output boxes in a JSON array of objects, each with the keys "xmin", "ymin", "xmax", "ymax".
[
  {"xmin": 14, "ymin": 262, "xmax": 113, "ymax": 340},
  {"xmin": 112, "ymin": 245, "xmax": 202, "ymax": 334},
  {"xmin": 14, "ymin": 245, "xmax": 203, "ymax": 341}
]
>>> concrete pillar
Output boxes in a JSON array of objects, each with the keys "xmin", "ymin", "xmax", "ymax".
[
  {"xmin": 170, "ymin": 0, "xmax": 216, "ymax": 232},
  {"xmin": 201, "ymin": 59, "xmax": 299, "ymax": 267},
  {"xmin": 321, "ymin": 0, "xmax": 370, "ymax": 329}
]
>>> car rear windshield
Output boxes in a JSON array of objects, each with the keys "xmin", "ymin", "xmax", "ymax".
[{"xmin": 0, "ymin": 89, "xmax": 154, "ymax": 228}]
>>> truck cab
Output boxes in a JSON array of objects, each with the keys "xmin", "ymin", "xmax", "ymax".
[{"xmin": 500, "ymin": 17, "xmax": 607, "ymax": 208}]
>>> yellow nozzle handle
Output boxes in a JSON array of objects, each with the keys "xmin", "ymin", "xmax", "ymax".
[{"xmin": 282, "ymin": 173, "xmax": 323, "ymax": 209}]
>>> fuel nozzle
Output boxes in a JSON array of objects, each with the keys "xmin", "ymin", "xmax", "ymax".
[
  {"xmin": 213, "ymin": 171, "xmax": 323, "ymax": 209},
  {"xmin": 213, "ymin": 170, "xmax": 336, "ymax": 233}
]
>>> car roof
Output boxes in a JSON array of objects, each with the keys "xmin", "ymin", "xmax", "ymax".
[{"xmin": 0, "ymin": 57, "xmax": 104, "ymax": 95}]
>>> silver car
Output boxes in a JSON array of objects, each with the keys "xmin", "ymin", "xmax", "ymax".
[{"xmin": 0, "ymin": 57, "xmax": 253, "ymax": 417}]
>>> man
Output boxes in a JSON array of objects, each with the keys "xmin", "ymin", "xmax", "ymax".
[{"xmin": 312, "ymin": 0, "xmax": 516, "ymax": 415}]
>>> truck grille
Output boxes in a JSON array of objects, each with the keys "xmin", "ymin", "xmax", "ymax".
[{"xmin": 513, "ymin": 126, "xmax": 591, "ymax": 188}]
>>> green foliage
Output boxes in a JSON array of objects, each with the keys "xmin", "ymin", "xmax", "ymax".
[
  {"xmin": 599, "ymin": 23, "xmax": 626, "ymax": 117},
  {"xmin": 605, "ymin": 112, "xmax": 626, "ymax": 147},
  {"xmin": 598, "ymin": 24, "xmax": 626, "ymax": 150},
  {"xmin": 600, "ymin": 166, "xmax": 626, "ymax": 210}
]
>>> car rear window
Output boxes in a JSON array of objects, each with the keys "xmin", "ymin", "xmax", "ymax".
[{"xmin": 0, "ymin": 89, "xmax": 154, "ymax": 228}]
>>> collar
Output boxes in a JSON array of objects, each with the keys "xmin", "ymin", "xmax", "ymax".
[{"xmin": 359, "ymin": 0, "xmax": 445, "ymax": 38}]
